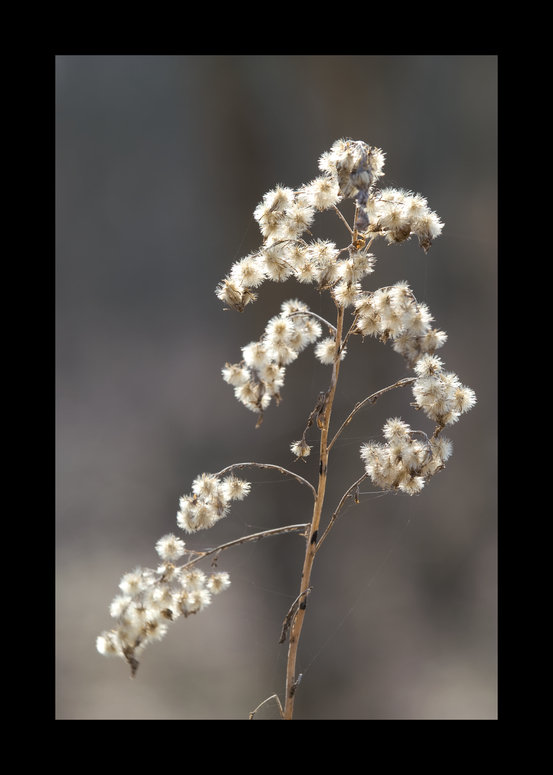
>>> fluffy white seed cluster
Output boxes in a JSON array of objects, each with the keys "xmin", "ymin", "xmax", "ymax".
[
  {"xmin": 216, "ymin": 139, "xmax": 442, "ymax": 314},
  {"xmin": 366, "ymin": 187, "xmax": 443, "ymax": 253},
  {"xmin": 222, "ymin": 299, "xmax": 325, "ymax": 421},
  {"xmin": 215, "ymin": 139, "xmax": 383, "ymax": 312},
  {"xmin": 216, "ymin": 235, "xmax": 377, "ymax": 311},
  {"xmin": 411, "ymin": 354, "xmax": 477, "ymax": 427},
  {"xmin": 217, "ymin": 141, "xmax": 451, "ymax": 423},
  {"xmin": 290, "ymin": 438, "xmax": 312, "ymax": 460},
  {"xmin": 97, "ymin": 472, "xmax": 248, "ymax": 673},
  {"xmin": 361, "ymin": 418, "xmax": 453, "ymax": 495},
  {"xmin": 360, "ymin": 354, "xmax": 476, "ymax": 494},
  {"xmin": 177, "ymin": 473, "xmax": 251, "ymax": 533},
  {"xmin": 319, "ymin": 138, "xmax": 385, "ymax": 198},
  {"xmin": 354, "ymin": 280, "xmax": 447, "ymax": 368},
  {"xmin": 96, "ymin": 535, "xmax": 231, "ymax": 676}
]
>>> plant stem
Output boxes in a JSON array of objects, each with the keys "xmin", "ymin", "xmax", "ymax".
[
  {"xmin": 315, "ymin": 472, "xmax": 369, "ymax": 553},
  {"xmin": 328, "ymin": 377, "xmax": 417, "ymax": 453},
  {"xmin": 283, "ymin": 304, "xmax": 345, "ymax": 719},
  {"xmin": 181, "ymin": 523, "xmax": 310, "ymax": 569},
  {"xmin": 215, "ymin": 462, "xmax": 317, "ymax": 501}
]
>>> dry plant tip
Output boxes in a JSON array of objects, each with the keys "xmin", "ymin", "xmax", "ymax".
[{"xmin": 98, "ymin": 139, "xmax": 475, "ymax": 720}]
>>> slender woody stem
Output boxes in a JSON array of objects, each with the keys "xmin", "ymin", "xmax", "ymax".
[
  {"xmin": 182, "ymin": 524, "xmax": 310, "ymax": 569},
  {"xmin": 216, "ymin": 462, "xmax": 317, "ymax": 501},
  {"xmin": 332, "ymin": 204, "xmax": 353, "ymax": 235},
  {"xmin": 315, "ymin": 472, "xmax": 369, "ymax": 553},
  {"xmin": 287, "ymin": 310, "xmax": 337, "ymax": 337},
  {"xmin": 283, "ymin": 303, "xmax": 345, "ymax": 719},
  {"xmin": 328, "ymin": 378, "xmax": 417, "ymax": 453}
]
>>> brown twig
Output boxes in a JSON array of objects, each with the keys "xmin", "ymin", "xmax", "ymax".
[
  {"xmin": 181, "ymin": 524, "xmax": 310, "ymax": 569},
  {"xmin": 283, "ymin": 303, "xmax": 345, "ymax": 720},
  {"xmin": 315, "ymin": 473, "xmax": 369, "ymax": 553},
  {"xmin": 215, "ymin": 462, "xmax": 317, "ymax": 501},
  {"xmin": 328, "ymin": 378, "xmax": 417, "ymax": 453},
  {"xmin": 279, "ymin": 587, "xmax": 313, "ymax": 644},
  {"xmin": 249, "ymin": 693, "xmax": 284, "ymax": 720}
]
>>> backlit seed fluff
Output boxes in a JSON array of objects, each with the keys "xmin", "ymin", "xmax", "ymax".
[
  {"xmin": 217, "ymin": 141, "xmax": 441, "ymax": 313},
  {"xmin": 414, "ymin": 354, "xmax": 444, "ymax": 377},
  {"xmin": 383, "ymin": 417, "xmax": 411, "ymax": 441},
  {"xmin": 254, "ymin": 185, "xmax": 295, "ymax": 222},
  {"xmin": 340, "ymin": 251, "xmax": 375, "ymax": 283},
  {"xmin": 155, "ymin": 534, "xmax": 186, "ymax": 561},
  {"xmin": 315, "ymin": 337, "xmax": 346, "ymax": 365},
  {"xmin": 260, "ymin": 245, "xmax": 294, "ymax": 282},
  {"xmin": 207, "ymin": 572, "xmax": 231, "ymax": 594},
  {"xmin": 280, "ymin": 298, "xmax": 309, "ymax": 316},
  {"xmin": 96, "ymin": 632, "xmax": 120, "ymax": 657},
  {"xmin": 281, "ymin": 202, "xmax": 315, "ymax": 239},
  {"xmin": 360, "ymin": 419, "xmax": 457, "ymax": 495},
  {"xmin": 221, "ymin": 476, "xmax": 251, "ymax": 501},
  {"xmin": 298, "ymin": 176, "xmax": 342, "ymax": 210},
  {"xmin": 110, "ymin": 595, "xmax": 130, "ymax": 619},
  {"xmin": 230, "ymin": 254, "xmax": 266, "ymax": 289},
  {"xmin": 215, "ymin": 278, "xmax": 257, "ymax": 312},
  {"xmin": 119, "ymin": 568, "xmax": 145, "ymax": 596},
  {"xmin": 291, "ymin": 439, "xmax": 312, "ymax": 459},
  {"xmin": 242, "ymin": 342, "xmax": 270, "ymax": 369},
  {"xmin": 222, "ymin": 363, "xmax": 250, "ymax": 387},
  {"xmin": 192, "ymin": 473, "xmax": 220, "ymax": 499},
  {"xmin": 332, "ymin": 281, "xmax": 362, "ymax": 307},
  {"xmin": 411, "ymin": 357, "xmax": 476, "ymax": 426}
]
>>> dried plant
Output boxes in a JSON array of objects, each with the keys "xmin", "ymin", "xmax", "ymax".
[{"xmin": 97, "ymin": 139, "xmax": 476, "ymax": 719}]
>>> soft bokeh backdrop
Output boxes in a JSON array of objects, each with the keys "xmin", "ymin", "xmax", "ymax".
[{"xmin": 56, "ymin": 55, "xmax": 497, "ymax": 719}]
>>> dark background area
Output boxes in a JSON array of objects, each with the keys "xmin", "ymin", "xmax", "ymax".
[{"xmin": 56, "ymin": 55, "xmax": 497, "ymax": 719}]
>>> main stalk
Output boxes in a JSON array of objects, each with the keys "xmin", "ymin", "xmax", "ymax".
[{"xmin": 283, "ymin": 305, "xmax": 344, "ymax": 719}]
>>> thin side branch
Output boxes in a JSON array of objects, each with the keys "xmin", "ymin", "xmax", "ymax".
[
  {"xmin": 279, "ymin": 587, "xmax": 313, "ymax": 644},
  {"xmin": 182, "ymin": 524, "xmax": 310, "ymax": 569},
  {"xmin": 315, "ymin": 473, "xmax": 369, "ymax": 553},
  {"xmin": 249, "ymin": 694, "xmax": 284, "ymax": 720},
  {"xmin": 328, "ymin": 378, "xmax": 417, "ymax": 452},
  {"xmin": 332, "ymin": 204, "xmax": 354, "ymax": 234},
  {"xmin": 340, "ymin": 309, "xmax": 362, "ymax": 355},
  {"xmin": 215, "ymin": 462, "xmax": 317, "ymax": 501},
  {"xmin": 287, "ymin": 310, "xmax": 337, "ymax": 336}
]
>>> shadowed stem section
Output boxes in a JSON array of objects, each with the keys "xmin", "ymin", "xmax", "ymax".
[{"xmin": 283, "ymin": 303, "xmax": 345, "ymax": 720}]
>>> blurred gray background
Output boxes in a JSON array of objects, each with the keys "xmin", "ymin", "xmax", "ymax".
[{"xmin": 56, "ymin": 55, "xmax": 497, "ymax": 719}]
